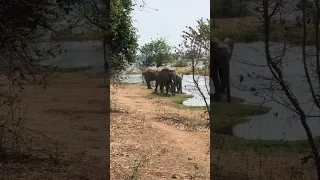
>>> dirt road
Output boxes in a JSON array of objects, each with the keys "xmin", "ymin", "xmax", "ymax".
[{"xmin": 110, "ymin": 84, "xmax": 210, "ymax": 179}]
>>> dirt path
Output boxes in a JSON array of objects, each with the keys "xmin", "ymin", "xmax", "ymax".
[{"xmin": 111, "ymin": 84, "xmax": 210, "ymax": 179}]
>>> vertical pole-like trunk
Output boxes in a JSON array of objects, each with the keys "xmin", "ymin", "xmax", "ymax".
[
  {"xmin": 103, "ymin": 0, "xmax": 111, "ymax": 179},
  {"xmin": 315, "ymin": 0, "xmax": 320, "ymax": 94}
]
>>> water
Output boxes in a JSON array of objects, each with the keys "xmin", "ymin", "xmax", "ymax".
[
  {"xmin": 230, "ymin": 42, "xmax": 320, "ymax": 140},
  {"xmin": 39, "ymin": 41, "xmax": 105, "ymax": 75},
  {"xmin": 119, "ymin": 74, "xmax": 210, "ymax": 107}
]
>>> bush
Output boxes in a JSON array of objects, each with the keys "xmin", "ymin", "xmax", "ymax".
[{"xmin": 172, "ymin": 60, "xmax": 188, "ymax": 67}]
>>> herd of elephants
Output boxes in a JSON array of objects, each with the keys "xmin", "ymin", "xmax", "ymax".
[{"xmin": 142, "ymin": 36, "xmax": 234, "ymax": 102}]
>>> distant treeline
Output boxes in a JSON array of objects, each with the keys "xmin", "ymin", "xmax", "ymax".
[{"xmin": 211, "ymin": 0, "xmax": 252, "ymax": 18}]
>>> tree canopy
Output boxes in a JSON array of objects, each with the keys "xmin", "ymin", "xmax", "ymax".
[
  {"xmin": 110, "ymin": 0, "xmax": 139, "ymax": 75},
  {"xmin": 140, "ymin": 38, "xmax": 173, "ymax": 67}
]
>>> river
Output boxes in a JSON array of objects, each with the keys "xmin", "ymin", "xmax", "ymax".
[{"xmin": 231, "ymin": 42, "xmax": 320, "ymax": 140}]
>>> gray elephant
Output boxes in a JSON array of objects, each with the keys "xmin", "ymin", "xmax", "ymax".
[
  {"xmin": 155, "ymin": 68, "xmax": 176, "ymax": 95},
  {"xmin": 142, "ymin": 67, "xmax": 160, "ymax": 89},
  {"xmin": 172, "ymin": 74, "xmax": 182, "ymax": 94},
  {"xmin": 210, "ymin": 37, "xmax": 234, "ymax": 103}
]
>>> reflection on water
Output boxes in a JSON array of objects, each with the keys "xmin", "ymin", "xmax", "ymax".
[
  {"xmin": 39, "ymin": 41, "xmax": 104, "ymax": 75},
  {"xmin": 230, "ymin": 42, "xmax": 320, "ymax": 140},
  {"xmin": 119, "ymin": 74, "xmax": 210, "ymax": 107}
]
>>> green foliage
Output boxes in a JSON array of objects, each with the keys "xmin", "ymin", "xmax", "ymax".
[
  {"xmin": 0, "ymin": 0, "xmax": 66, "ymax": 80},
  {"xmin": 72, "ymin": 0, "xmax": 138, "ymax": 77},
  {"xmin": 110, "ymin": 0, "xmax": 139, "ymax": 75},
  {"xmin": 140, "ymin": 38, "xmax": 173, "ymax": 67},
  {"xmin": 212, "ymin": 0, "xmax": 251, "ymax": 18},
  {"xmin": 178, "ymin": 18, "xmax": 209, "ymax": 66},
  {"xmin": 172, "ymin": 60, "xmax": 188, "ymax": 67}
]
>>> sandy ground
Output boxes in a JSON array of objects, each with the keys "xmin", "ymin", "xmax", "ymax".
[
  {"xmin": 110, "ymin": 83, "xmax": 210, "ymax": 179},
  {"xmin": 0, "ymin": 72, "xmax": 109, "ymax": 179}
]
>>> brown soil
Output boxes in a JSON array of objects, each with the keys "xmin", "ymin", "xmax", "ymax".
[
  {"xmin": 110, "ymin": 84, "xmax": 210, "ymax": 179},
  {"xmin": 0, "ymin": 72, "xmax": 109, "ymax": 179}
]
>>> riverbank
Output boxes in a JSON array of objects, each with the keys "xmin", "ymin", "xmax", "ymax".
[
  {"xmin": 114, "ymin": 84, "xmax": 317, "ymax": 179},
  {"xmin": 213, "ymin": 16, "xmax": 319, "ymax": 45}
]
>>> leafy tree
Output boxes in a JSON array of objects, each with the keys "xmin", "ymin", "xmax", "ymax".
[
  {"xmin": 140, "ymin": 38, "xmax": 173, "ymax": 67},
  {"xmin": 176, "ymin": 18, "xmax": 210, "ymax": 113},
  {"xmin": 66, "ymin": 0, "xmax": 138, "ymax": 78},
  {"xmin": 110, "ymin": 0, "xmax": 139, "ymax": 75}
]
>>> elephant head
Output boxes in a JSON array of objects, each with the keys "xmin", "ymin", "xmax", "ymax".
[
  {"xmin": 155, "ymin": 67, "xmax": 176, "ymax": 95},
  {"xmin": 210, "ymin": 37, "xmax": 234, "ymax": 103},
  {"xmin": 142, "ymin": 67, "xmax": 160, "ymax": 89},
  {"xmin": 174, "ymin": 74, "xmax": 183, "ymax": 94}
]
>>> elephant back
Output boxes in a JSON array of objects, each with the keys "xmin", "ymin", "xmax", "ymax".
[
  {"xmin": 175, "ymin": 74, "xmax": 182, "ymax": 82},
  {"xmin": 211, "ymin": 37, "xmax": 232, "ymax": 58},
  {"xmin": 143, "ymin": 67, "xmax": 160, "ymax": 72},
  {"xmin": 157, "ymin": 68, "xmax": 176, "ymax": 82},
  {"xmin": 159, "ymin": 67, "xmax": 176, "ymax": 75},
  {"xmin": 143, "ymin": 67, "xmax": 161, "ymax": 81},
  {"xmin": 223, "ymin": 37, "xmax": 234, "ymax": 53}
]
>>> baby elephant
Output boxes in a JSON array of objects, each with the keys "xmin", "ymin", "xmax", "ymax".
[
  {"xmin": 168, "ymin": 74, "xmax": 183, "ymax": 94},
  {"xmin": 175, "ymin": 74, "xmax": 183, "ymax": 94}
]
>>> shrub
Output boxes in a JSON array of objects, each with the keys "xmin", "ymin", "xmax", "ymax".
[{"xmin": 172, "ymin": 60, "xmax": 188, "ymax": 67}]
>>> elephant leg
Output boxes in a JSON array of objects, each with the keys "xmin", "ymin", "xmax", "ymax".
[
  {"xmin": 166, "ymin": 84, "xmax": 169, "ymax": 94},
  {"xmin": 212, "ymin": 64, "xmax": 221, "ymax": 102},
  {"xmin": 155, "ymin": 81, "xmax": 159, "ymax": 92},
  {"xmin": 160, "ymin": 84, "xmax": 164, "ymax": 93},
  {"xmin": 146, "ymin": 80, "xmax": 152, "ymax": 89}
]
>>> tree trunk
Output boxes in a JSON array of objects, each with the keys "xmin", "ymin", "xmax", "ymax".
[{"xmin": 103, "ymin": 0, "xmax": 111, "ymax": 179}]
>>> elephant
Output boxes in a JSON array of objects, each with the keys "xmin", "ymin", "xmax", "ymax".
[
  {"xmin": 172, "ymin": 74, "xmax": 183, "ymax": 94},
  {"xmin": 210, "ymin": 37, "xmax": 234, "ymax": 103},
  {"xmin": 155, "ymin": 68, "xmax": 176, "ymax": 95},
  {"xmin": 142, "ymin": 67, "xmax": 160, "ymax": 89}
]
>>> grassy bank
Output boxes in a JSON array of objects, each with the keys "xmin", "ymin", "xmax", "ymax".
[
  {"xmin": 158, "ymin": 90, "xmax": 317, "ymax": 156},
  {"xmin": 123, "ymin": 82, "xmax": 317, "ymax": 156},
  {"xmin": 213, "ymin": 16, "xmax": 319, "ymax": 45},
  {"xmin": 211, "ymin": 100, "xmax": 319, "ymax": 156},
  {"xmin": 155, "ymin": 93, "xmax": 207, "ymax": 111}
]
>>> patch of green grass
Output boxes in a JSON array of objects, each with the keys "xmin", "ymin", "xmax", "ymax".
[
  {"xmin": 211, "ymin": 101, "xmax": 320, "ymax": 156},
  {"xmin": 211, "ymin": 102, "xmax": 271, "ymax": 135},
  {"xmin": 213, "ymin": 133, "xmax": 320, "ymax": 156},
  {"xmin": 155, "ymin": 93, "xmax": 207, "ymax": 111},
  {"xmin": 213, "ymin": 17, "xmax": 320, "ymax": 45}
]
